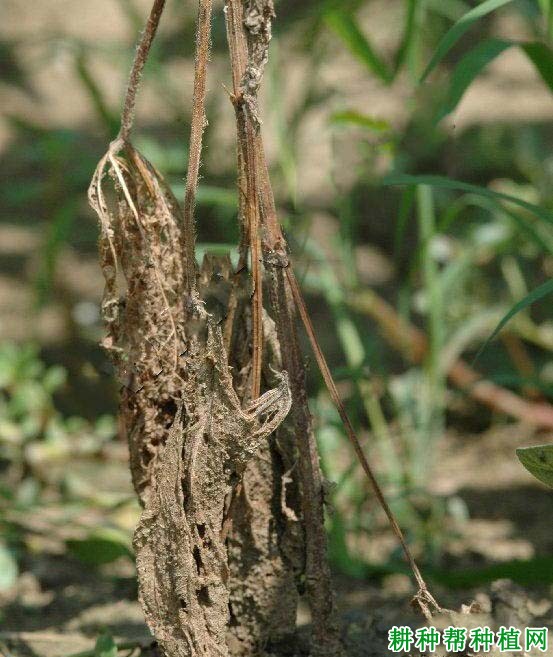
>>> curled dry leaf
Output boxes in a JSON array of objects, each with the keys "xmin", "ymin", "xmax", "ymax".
[{"xmin": 89, "ymin": 141, "xmax": 190, "ymax": 504}]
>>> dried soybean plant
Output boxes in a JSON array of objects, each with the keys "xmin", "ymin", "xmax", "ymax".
[{"xmin": 88, "ymin": 1, "xmax": 440, "ymax": 656}]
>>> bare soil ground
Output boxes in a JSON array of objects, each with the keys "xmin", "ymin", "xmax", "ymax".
[{"xmin": 1, "ymin": 421, "xmax": 551, "ymax": 656}]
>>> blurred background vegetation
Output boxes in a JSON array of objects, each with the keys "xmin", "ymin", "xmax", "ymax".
[{"xmin": 1, "ymin": 0, "xmax": 553, "ymax": 648}]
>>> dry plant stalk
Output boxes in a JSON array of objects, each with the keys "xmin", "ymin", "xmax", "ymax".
[
  {"xmin": 225, "ymin": 0, "xmax": 342, "ymax": 656},
  {"xmin": 88, "ymin": 0, "xmax": 185, "ymax": 504},
  {"xmin": 89, "ymin": 1, "xmax": 300, "ymax": 655},
  {"xmin": 89, "ymin": 0, "xmax": 442, "ymax": 655},
  {"xmin": 224, "ymin": 0, "xmax": 440, "ymax": 627}
]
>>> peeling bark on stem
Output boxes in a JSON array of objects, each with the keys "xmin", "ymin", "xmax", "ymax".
[{"xmin": 224, "ymin": 2, "xmax": 345, "ymax": 654}]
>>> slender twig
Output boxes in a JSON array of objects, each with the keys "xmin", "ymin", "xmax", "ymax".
[
  {"xmin": 119, "ymin": 0, "xmax": 167, "ymax": 142},
  {"xmin": 183, "ymin": 0, "xmax": 213, "ymax": 296},
  {"xmin": 247, "ymin": 140, "xmax": 264, "ymax": 400}
]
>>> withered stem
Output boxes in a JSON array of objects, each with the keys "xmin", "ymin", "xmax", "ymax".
[
  {"xmin": 119, "ymin": 0, "xmax": 166, "ymax": 142},
  {"xmin": 225, "ymin": 0, "xmax": 263, "ymax": 400},
  {"xmin": 183, "ymin": 0, "xmax": 213, "ymax": 296}
]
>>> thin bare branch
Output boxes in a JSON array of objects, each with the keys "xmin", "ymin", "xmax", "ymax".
[
  {"xmin": 183, "ymin": 0, "xmax": 213, "ymax": 297},
  {"xmin": 225, "ymin": 0, "xmax": 265, "ymax": 399},
  {"xmin": 119, "ymin": 0, "xmax": 167, "ymax": 142}
]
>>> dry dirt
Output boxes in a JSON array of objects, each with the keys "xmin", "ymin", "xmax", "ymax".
[{"xmin": 1, "ymin": 419, "xmax": 552, "ymax": 656}]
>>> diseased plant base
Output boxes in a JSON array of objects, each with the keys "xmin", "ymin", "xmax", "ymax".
[
  {"xmin": 224, "ymin": 0, "xmax": 345, "ymax": 652},
  {"xmin": 134, "ymin": 323, "xmax": 292, "ymax": 657},
  {"xmin": 89, "ymin": 131, "xmax": 313, "ymax": 655},
  {"xmin": 89, "ymin": 0, "xmax": 346, "ymax": 654},
  {"xmin": 224, "ymin": 298, "xmax": 304, "ymax": 655}
]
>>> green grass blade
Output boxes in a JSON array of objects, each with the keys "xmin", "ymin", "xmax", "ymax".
[
  {"xmin": 420, "ymin": 0, "xmax": 515, "ymax": 83},
  {"xmin": 75, "ymin": 54, "xmax": 119, "ymax": 136},
  {"xmin": 170, "ymin": 184, "xmax": 237, "ymax": 208},
  {"xmin": 330, "ymin": 110, "xmax": 391, "ymax": 132},
  {"xmin": 324, "ymin": 9, "xmax": 393, "ymax": 83},
  {"xmin": 35, "ymin": 200, "xmax": 77, "ymax": 306},
  {"xmin": 382, "ymin": 174, "xmax": 553, "ymax": 226},
  {"xmin": 434, "ymin": 38, "xmax": 512, "ymax": 122},
  {"xmin": 520, "ymin": 42, "xmax": 553, "ymax": 91},
  {"xmin": 426, "ymin": 0, "xmax": 471, "ymax": 21},
  {"xmin": 394, "ymin": 185, "xmax": 416, "ymax": 259},
  {"xmin": 196, "ymin": 185, "xmax": 238, "ymax": 207},
  {"xmin": 441, "ymin": 193, "xmax": 553, "ymax": 256},
  {"xmin": 435, "ymin": 39, "xmax": 553, "ymax": 121},
  {"xmin": 473, "ymin": 278, "xmax": 553, "ymax": 362},
  {"xmin": 500, "ymin": 204, "xmax": 553, "ymax": 256},
  {"xmin": 394, "ymin": 0, "xmax": 417, "ymax": 74}
]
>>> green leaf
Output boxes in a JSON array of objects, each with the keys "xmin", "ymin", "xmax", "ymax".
[
  {"xmin": 382, "ymin": 174, "xmax": 553, "ymax": 226},
  {"xmin": 66, "ymin": 528, "xmax": 132, "ymax": 566},
  {"xmin": 42, "ymin": 365, "xmax": 67, "ymax": 393},
  {"xmin": 435, "ymin": 39, "xmax": 553, "ymax": 121},
  {"xmin": 94, "ymin": 633, "xmax": 118, "ymax": 657},
  {"xmin": 435, "ymin": 38, "xmax": 511, "ymax": 121},
  {"xmin": 324, "ymin": 10, "xmax": 393, "ymax": 83},
  {"xmin": 420, "ymin": 0, "xmax": 515, "ymax": 83},
  {"xmin": 473, "ymin": 278, "xmax": 553, "ymax": 362},
  {"xmin": 517, "ymin": 444, "xmax": 553, "ymax": 488},
  {"xmin": 393, "ymin": 0, "xmax": 417, "ymax": 74},
  {"xmin": 330, "ymin": 110, "xmax": 391, "ymax": 132},
  {"xmin": 521, "ymin": 41, "xmax": 553, "ymax": 91}
]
